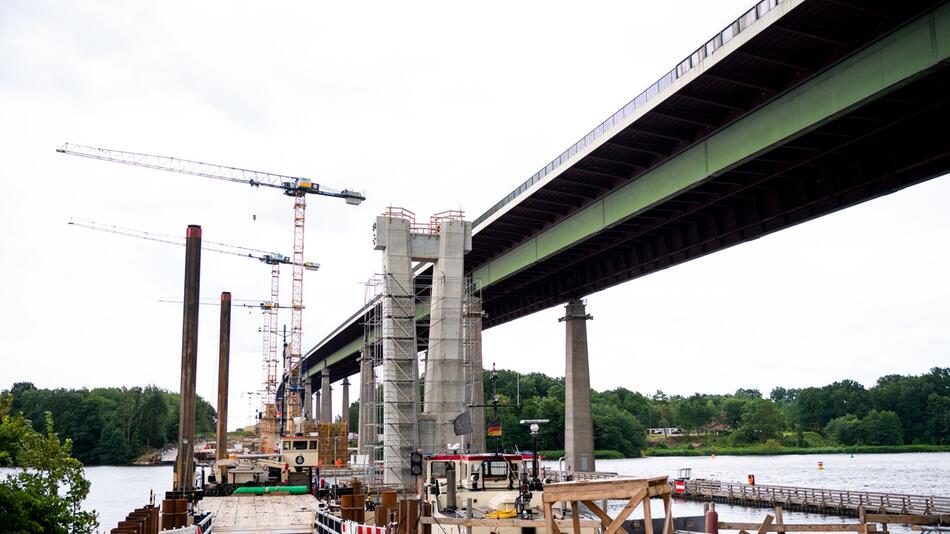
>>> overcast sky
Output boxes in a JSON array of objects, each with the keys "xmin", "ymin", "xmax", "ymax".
[{"xmin": 2, "ymin": 1, "xmax": 948, "ymax": 430}]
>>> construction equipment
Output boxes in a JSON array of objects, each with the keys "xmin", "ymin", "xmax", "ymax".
[
  {"xmin": 157, "ymin": 297, "xmax": 292, "ymax": 312},
  {"xmin": 58, "ymin": 143, "xmax": 365, "ymax": 437},
  {"xmin": 68, "ymin": 217, "xmax": 319, "ymax": 450}
]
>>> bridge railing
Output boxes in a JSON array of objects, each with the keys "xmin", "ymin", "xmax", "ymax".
[
  {"xmin": 682, "ymin": 479, "xmax": 950, "ymax": 515},
  {"xmin": 473, "ymin": 0, "xmax": 788, "ymax": 229}
]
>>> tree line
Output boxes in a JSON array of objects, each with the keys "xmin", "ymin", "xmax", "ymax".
[
  {"xmin": 4, "ymin": 383, "xmax": 216, "ymax": 465},
  {"xmin": 347, "ymin": 366, "xmax": 949, "ymax": 457}
]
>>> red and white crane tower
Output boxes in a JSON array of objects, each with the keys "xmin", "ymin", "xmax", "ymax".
[
  {"xmin": 69, "ymin": 217, "xmax": 307, "ymax": 437},
  {"xmin": 59, "ymin": 144, "xmax": 365, "ymax": 435}
]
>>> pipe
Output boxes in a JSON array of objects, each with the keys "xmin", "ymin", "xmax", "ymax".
[
  {"xmin": 175, "ymin": 225, "xmax": 202, "ymax": 492},
  {"xmin": 446, "ymin": 462, "xmax": 457, "ymax": 510},
  {"xmin": 216, "ymin": 292, "xmax": 232, "ymax": 481},
  {"xmin": 232, "ymin": 485, "xmax": 309, "ymax": 495}
]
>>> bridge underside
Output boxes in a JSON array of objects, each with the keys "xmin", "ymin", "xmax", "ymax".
[
  {"xmin": 301, "ymin": 0, "xmax": 950, "ymax": 375},
  {"xmin": 482, "ymin": 66, "xmax": 950, "ymax": 326}
]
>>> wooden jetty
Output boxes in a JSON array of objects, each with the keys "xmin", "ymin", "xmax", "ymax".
[
  {"xmin": 676, "ymin": 479, "xmax": 950, "ymax": 517},
  {"xmin": 199, "ymin": 494, "xmax": 320, "ymax": 533}
]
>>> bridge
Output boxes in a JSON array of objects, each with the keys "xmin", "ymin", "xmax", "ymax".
[{"xmin": 281, "ymin": 0, "xmax": 950, "ymax": 485}]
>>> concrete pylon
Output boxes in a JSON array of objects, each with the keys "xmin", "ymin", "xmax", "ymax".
[
  {"xmin": 562, "ymin": 298, "xmax": 595, "ymax": 472},
  {"xmin": 341, "ymin": 378, "xmax": 350, "ymax": 426},
  {"xmin": 303, "ymin": 375, "xmax": 313, "ymax": 420},
  {"xmin": 464, "ymin": 296, "xmax": 486, "ymax": 452},
  {"xmin": 314, "ymin": 387, "xmax": 321, "ymax": 424},
  {"xmin": 358, "ymin": 347, "xmax": 376, "ymax": 457},
  {"xmin": 321, "ymin": 372, "xmax": 332, "ymax": 423},
  {"xmin": 375, "ymin": 215, "xmax": 419, "ymax": 488},
  {"xmin": 423, "ymin": 219, "xmax": 472, "ymax": 451}
]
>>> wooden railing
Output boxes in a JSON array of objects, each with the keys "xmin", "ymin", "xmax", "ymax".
[{"xmin": 676, "ymin": 479, "xmax": 950, "ymax": 516}]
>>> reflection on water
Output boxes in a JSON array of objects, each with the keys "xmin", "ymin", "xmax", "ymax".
[{"xmin": 2, "ymin": 452, "xmax": 946, "ymax": 533}]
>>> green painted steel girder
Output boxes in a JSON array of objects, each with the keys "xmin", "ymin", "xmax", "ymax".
[
  {"xmin": 471, "ymin": 3, "xmax": 950, "ymax": 289},
  {"xmin": 303, "ymin": 298, "xmax": 431, "ymax": 378}
]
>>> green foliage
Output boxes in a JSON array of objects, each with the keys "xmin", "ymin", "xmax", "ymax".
[
  {"xmin": 348, "ymin": 401, "xmax": 359, "ymax": 430},
  {"xmin": 672, "ymin": 396, "xmax": 713, "ymax": 435},
  {"xmin": 733, "ymin": 399, "xmax": 786, "ymax": 444},
  {"xmin": 860, "ymin": 410, "xmax": 903, "ymax": 445},
  {"xmin": 592, "ymin": 403, "xmax": 645, "ymax": 458},
  {"xmin": 469, "ymin": 367, "xmax": 948, "ymax": 459},
  {"xmin": 0, "ymin": 395, "xmax": 98, "ymax": 533},
  {"xmin": 5, "ymin": 384, "xmax": 216, "ymax": 465}
]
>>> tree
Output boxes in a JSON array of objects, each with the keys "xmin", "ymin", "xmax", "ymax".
[
  {"xmin": 722, "ymin": 397, "xmax": 748, "ymax": 428},
  {"xmin": 925, "ymin": 393, "xmax": 950, "ymax": 444},
  {"xmin": 348, "ymin": 401, "xmax": 359, "ymax": 430},
  {"xmin": 824, "ymin": 414, "xmax": 862, "ymax": 445},
  {"xmin": 0, "ymin": 395, "xmax": 98, "ymax": 533},
  {"xmin": 672, "ymin": 396, "xmax": 713, "ymax": 436},
  {"xmin": 592, "ymin": 403, "xmax": 645, "ymax": 458},
  {"xmin": 734, "ymin": 399, "xmax": 785, "ymax": 444},
  {"xmin": 860, "ymin": 410, "xmax": 902, "ymax": 445},
  {"xmin": 734, "ymin": 388, "xmax": 762, "ymax": 399}
]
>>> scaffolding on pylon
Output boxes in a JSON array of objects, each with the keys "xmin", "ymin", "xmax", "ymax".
[{"xmin": 461, "ymin": 275, "xmax": 484, "ymax": 452}]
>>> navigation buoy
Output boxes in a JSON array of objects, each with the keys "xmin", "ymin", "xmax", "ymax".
[{"xmin": 818, "ymin": 461, "xmax": 824, "ymax": 470}]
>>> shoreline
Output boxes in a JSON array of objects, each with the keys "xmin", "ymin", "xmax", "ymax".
[{"xmin": 642, "ymin": 444, "xmax": 950, "ymax": 457}]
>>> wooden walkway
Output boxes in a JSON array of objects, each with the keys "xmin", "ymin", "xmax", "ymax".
[
  {"xmin": 200, "ymin": 494, "xmax": 319, "ymax": 533},
  {"xmin": 676, "ymin": 479, "xmax": 950, "ymax": 517}
]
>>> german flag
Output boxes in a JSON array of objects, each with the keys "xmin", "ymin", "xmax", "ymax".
[{"xmin": 487, "ymin": 422, "xmax": 502, "ymax": 437}]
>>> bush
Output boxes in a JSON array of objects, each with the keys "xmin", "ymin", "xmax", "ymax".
[{"xmin": 594, "ymin": 449, "xmax": 626, "ymax": 460}]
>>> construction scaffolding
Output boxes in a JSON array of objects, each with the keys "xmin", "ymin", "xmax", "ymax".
[
  {"xmin": 360, "ymin": 277, "xmax": 384, "ymax": 488},
  {"xmin": 461, "ymin": 276, "xmax": 485, "ymax": 453}
]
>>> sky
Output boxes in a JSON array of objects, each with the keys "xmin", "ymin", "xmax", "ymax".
[{"xmin": 2, "ymin": 1, "xmax": 948, "ymax": 431}]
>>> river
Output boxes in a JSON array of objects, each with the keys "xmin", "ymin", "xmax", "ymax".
[{"xmin": 5, "ymin": 452, "xmax": 947, "ymax": 533}]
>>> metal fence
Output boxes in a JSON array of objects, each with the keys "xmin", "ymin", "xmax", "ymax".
[{"xmin": 680, "ymin": 479, "xmax": 950, "ymax": 515}]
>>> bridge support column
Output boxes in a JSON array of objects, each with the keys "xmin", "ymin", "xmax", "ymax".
[
  {"xmin": 423, "ymin": 219, "xmax": 472, "ymax": 451},
  {"xmin": 321, "ymin": 372, "xmax": 332, "ymax": 424},
  {"xmin": 358, "ymin": 347, "xmax": 376, "ymax": 457},
  {"xmin": 303, "ymin": 375, "xmax": 313, "ymax": 420},
  {"xmin": 375, "ymin": 214, "xmax": 419, "ymax": 488},
  {"xmin": 465, "ymin": 297, "xmax": 485, "ymax": 453},
  {"xmin": 314, "ymin": 386, "xmax": 321, "ymax": 424},
  {"xmin": 562, "ymin": 298, "xmax": 595, "ymax": 472},
  {"xmin": 341, "ymin": 378, "xmax": 350, "ymax": 425}
]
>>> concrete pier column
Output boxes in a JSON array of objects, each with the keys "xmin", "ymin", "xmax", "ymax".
[
  {"xmin": 341, "ymin": 378, "xmax": 350, "ymax": 426},
  {"xmin": 562, "ymin": 298, "xmax": 595, "ymax": 472},
  {"xmin": 423, "ymin": 218, "xmax": 472, "ymax": 451},
  {"xmin": 375, "ymin": 214, "xmax": 419, "ymax": 488},
  {"xmin": 358, "ymin": 347, "xmax": 376, "ymax": 456},
  {"xmin": 321, "ymin": 372, "xmax": 332, "ymax": 423},
  {"xmin": 314, "ymin": 387, "xmax": 321, "ymax": 424},
  {"xmin": 465, "ymin": 297, "xmax": 486, "ymax": 452},
  {"xmin": 303, "ymin": 375, "xmax": 313, "ymax": 420}
]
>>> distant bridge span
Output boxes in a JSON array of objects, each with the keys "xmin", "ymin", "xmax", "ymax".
[{"xmin": 296, "ymin": 0, "xmax": 950, "ymax": 386}]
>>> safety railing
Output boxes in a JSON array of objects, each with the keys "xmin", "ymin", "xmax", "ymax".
[
  {"xmin": 473, "ymin": 0, "xmax": 787, "ymax": 228},
  {"xmin": 317, "ymin": 509, "xmax": 388, "ymax": 534},
  {"xmin": 680, "ymin": 479, "xmax": 950, "ymax": 515}
]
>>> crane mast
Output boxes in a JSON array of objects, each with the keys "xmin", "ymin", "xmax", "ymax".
[
  {"xmin": 59, "ymin": 144, "xmax": 364, "ymax": 436},
  {"xmin": 68, "ymin": 217, "xmax": 318, "ymax": 447}
]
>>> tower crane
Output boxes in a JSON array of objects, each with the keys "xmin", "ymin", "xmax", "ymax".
[
  {"xmin": 58, "ymin": 143, "xmax": 365, "ymax": 435},
  {"xmin": 68, "ymin": 217, "xmax": 317, "ymax": 447},
  {"xmin": 157, "ymin": 297, "xmax": 293, "ymax": 312}
]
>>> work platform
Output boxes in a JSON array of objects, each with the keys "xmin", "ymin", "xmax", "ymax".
[{"xmin": 200, "ymin": 495, "xmax": 319, "ymax": 533}]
